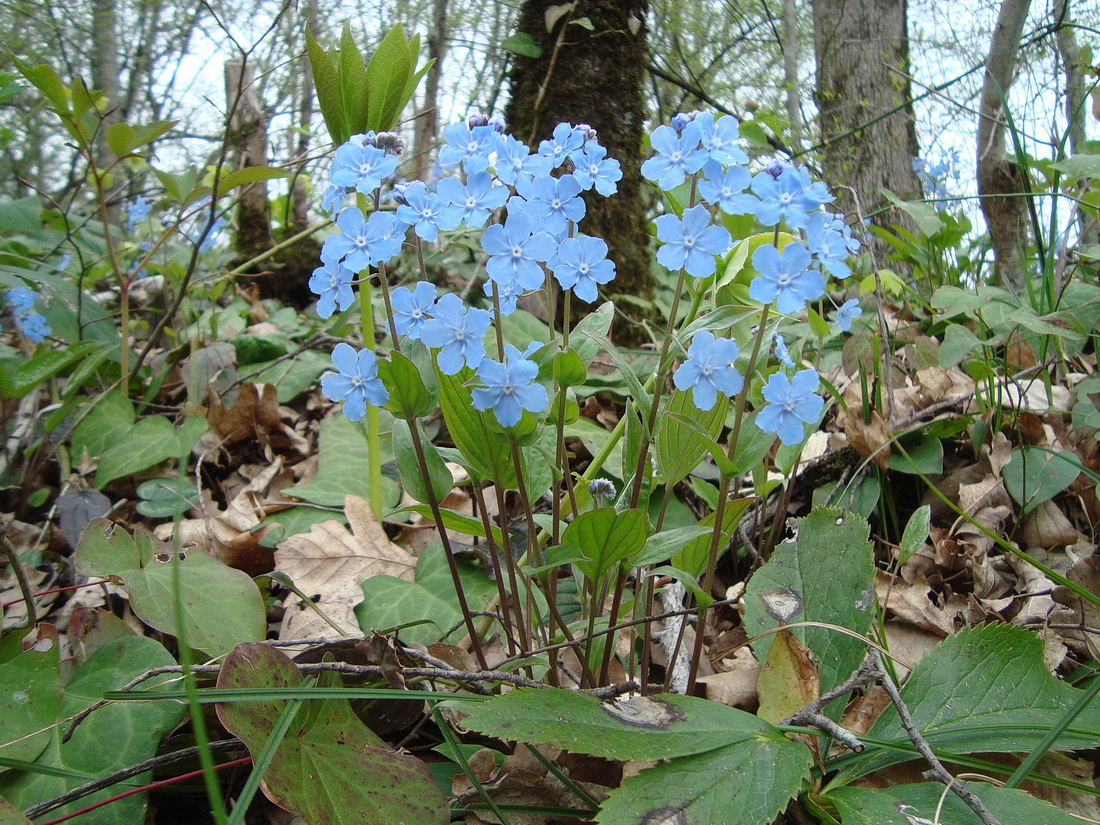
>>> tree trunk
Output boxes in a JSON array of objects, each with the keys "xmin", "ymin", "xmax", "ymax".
[
  {"xmin": 811, "ymin": 0, "xmax": 922, "ymax": 238},
  {"xmin": 977, "ymin": 0, "xmax": 1031, "ymax": 290},
  {"xmin": 413, "ymin": 0, "xmax": 448, "ymax": 183},
  {"xmin": 224, "ymin": 59, "xmax": 273, "ymax": 265},
  {"xmin": 90, "ymin": 0, "xmax": 123, "ymax": 223},
  {"xmin": 504, "ymin": 0, "xmax": 654, "ymax": 346}
]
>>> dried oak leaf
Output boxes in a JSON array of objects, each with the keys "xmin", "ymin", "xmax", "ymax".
[{"xmin": 274, "ymin": 494, "xmax": 416, "ymax": 642}]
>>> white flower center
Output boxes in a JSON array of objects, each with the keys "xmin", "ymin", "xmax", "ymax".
[
  {"xmin": 466, "ymin": 197, "xmax": 477, "ymax": 208},
  {"xmin": 683, "ymin": 234, "xmax": 696, "ymax": 248}
]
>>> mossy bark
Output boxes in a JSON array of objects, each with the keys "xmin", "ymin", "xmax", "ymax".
[{"xmin": 504, "ymin": 0, "xmax": 655, "ymax": 346}]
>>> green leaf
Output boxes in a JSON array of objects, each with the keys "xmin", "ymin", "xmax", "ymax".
[
  {"xmin": 379, "ymin": 351, "xmax": 433, "ymax": 418},
  {"xmin": 75, "ymin": 519, "xmax": 266, "ymax": 656},
  {"xmin": 12, "ymin": 57, "xmax": 68, "ymax": 113},
  {"xmin": 305, "ymin": 25, "xmax": 344, "ymax": 144},
  {"xmin": 390, "ymin": 505, "xmax": 504, "ymax": 547},
  {"xmin": 898, "ymin": 504, "xmax": 930, "ymax": 565},
  {"xmin": 105, "ymin": 122, "xmax": 135, "ymax": 157},
  {"xmin": 672, "ymin": 499, "xmax": 751, "ymax": 578},
  {"xmin": 578, "ymin": 330, "xmax": 651, "ymax": 427},
  {"xmin": 826, "ymin": 782, "xmax": 1083, "ymax": 825},
  {"xmin": 501, "ymin": 32, "xmax": 543, "ymax": 58},
  {"xmin": 738, "ymin": 119, "xmax": 769, "ymax": 148},
  {"xmin": 888, "ymin": 434, "xmax": 943, "ymax": 475},
  {"xmin": 570, "ymin": 16, "xmax": 594, "ymax": 30},
  {"xmin": 1002, "ymin": 447, "xmax": 1079, "ymax": 514},
  {"xmin": 215, "ymin": 643, "xmax": 447, "ymax": 825},
  {"xmin": 649, "ymin": 564, "xmax": 714, "ymax": 608},
  {"xmin": 807, "ymin": 306, "xmax": 830, "ymax": 339},
  {"xmin": 337, "ymin": 24, "xmax": 371, "ymax": 141},
  {"xmin": 656, "ymin": 389, "xmax": 728, "ymax": 487},
  {"xmin": 0, "ymin": 637, "xmax": 61, "ymax": 764},
  {"xmin": 135, "ymin": 478, "xmax": 200, "ymax": 518},
  {"xmin": 0, "ymin": 637, "xmax": 184, "ymax": 825},
  {"xmin": 437, "ymin": 369, "xmax": 514, "ymax": 485},
  {"xmin": 1052, "ymin": 153, "xmax": 1100, "ymax": 180},
  {"xmin": 217, "ymin": 165, "xmax": 288, "ymax": 194},
  {"xmin": 94, "ymin": 414, "xmax": 207, "ymax": 488},
  {"xmin": 391, "ymin": 419, "xmax": 452, "ymax": 505},
  {"xmin": 8, "ymin": 341, "xmax": 101, "ymax": 398},
  {"xmin": 60, "ymin": 342, "xmax": 113, "ymax": 400},
  {"xmin": 633, "ymin": 525, "xmax": 713, "ymax": 568},
  {"xmin": 743, "ymin": 507, "xmax": 874, "ymax": 700},
  {"xmin": 570, "ymin": 302, "xmax": 613, "ymax": 365},
  {"xmin": 881, "ymin": 188, "xmax": 944, "ymax": 236},
  {"xmin": 939, "ymin": 323, "xmax": 984, "ymax": 369},
  {"xmin": 71, "ymin": 393, "xmax": 136, "ymax": 462},
  {"xmin": 130, "ymin": 119, "xmax": 176, "ymax": 150},
  {"xmin": 356, "ymin": 544, "xmax": 497, "ymax": 646},
  {"xmin": 286, "ymin": 414, "xmax": 399, "ymax": 508},
  {"xmin": 366, "ymin": 24, "xmax": 413, "ymax": 132},
  {"xmin": 833, "ymin": 624, "xmax": 1100, "ymax": 782},
  {"xmin": 562, "ymin": 507, "xmax": 648, "ymax": 582},
  {"xmin": 729, "ymin": 409, "xmax": 777, "ymax": 476},
  {"xmin": 552, "ymin": 348, "xmax": 586, "ymax": 387}
]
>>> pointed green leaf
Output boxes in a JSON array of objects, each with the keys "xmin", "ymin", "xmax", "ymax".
[
  {"xmin": 217, "ymin": 165, "xmax": 288, "ymax": 194},
  {"xmin": 105, "ymin": 122, "xmax": 135, "ymax": 157},
  {"xmin": 391, "ymin": 419, "xmax": 453, "ymax": 505},
  {"xmin": 378, "ymin": 351, "xmax": 433, "ymax": 418},
  {"xmin": 898, "ymin": 504, "xmax": 930, "ymax": 565},
  {"xmin": 569, "ymin": 302, "xmax": 613, "ymax": 364},
  {"xmin": 305, "ymin": 25, "xmax": 344, "ymax": 144},
  {"xmin": 562, "ymin": 507, "xmax": 648, "ymax": 582},
  {"xmin": 337, "ymin": 24, "xmax": 371, "ymax": 140},
  {"xmin": 656, "ymin": 389, "xmax": 728, "ymax": 486},
  {"xmin": 437, "ymin": 368, "xmax": 514, "ymax": 485},
  {"xmin": 366, "ymin": 24, "xmax": 413, "ymax": 132},
  {"xmin": 1002, "ymin": 447, "xmax": 1079, "ymax": 514},
  {"xmin": 501, "ymin": 32, "xmax": 543, "ymax": 59},
  {"xmin": 671, "ymin": 498, "xmax": 751, "ymax": 577},
  {"xmin": 633, "ymin": 524, "xmax": 712, "ymax": 568},
  {"xmin": 827, "ymin": 782, "xmax": 1084, "ymax": 825}
]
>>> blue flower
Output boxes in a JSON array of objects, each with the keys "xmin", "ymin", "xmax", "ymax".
[
  {"xmin": 537, "ymin": 122, "xmax": 584, "ymax": 168},
  {"xmin": 641, "ymin": 122, "xmax": 706, "ymax": 190},
  {"xmin": 6, "ymin": 287, "xmax": 35, "ymax": 311},
  {"xmin": 833, "ymin": 298, "xmax": 862, "ymax": 332},
  {"xmin": 127, "ymin": 196, "xmax": 152, "ymax": 230},
  {"xmin": 308, "ymin": 260, "xmax": 356, "ymax": 318},
  {"xmin": 471, "ymin": 344, "xmax": 549, "ymax": 427},
  {"xmin": 322, "ymin": 208, "xmax": 405, "ymax": 272},
  {"xmin": 438, "ymin": 121, "xmax": 499, "ymax": 174},
  {"xmin": 805, "ymin": 211, "xmax": 858, "ymax": 279},
  {"xmin": 756, "ymin": 369, "xmax": 824, "ymax": 445},
  {"xmin": 515, "ymin": 173, "xmax": 586, "ymax": 237},
  {"xmin": 395, "ymin": 181, "xmax": 460, "ymax": 242},
  {"xmin": 438, "ymin": 172, "xmax": 508, "ymax": 228},
  {"xmin": 321, "ymin": 184, "xmax": 346, "ymax": 220},
  {"xmin": 331, "ymin": 141, "xmax": 399, "ymax": 195},
  {"xmin": 481, "ymin": 210, "xmax": 557, "ymax": 291},
  {"xmin": 672, "ymin": 331, "xmax": 743, "ymax": 411},
  {"xmin": 551, "ymin": 235, "xmax": 616, "ymax": 302},
  {"xmin": 696, "ymin": 113, "xmax": 749, "ymax": 166},
  {"xmin": 698, "ymin": 164, "xmax": 756, "ymax": 215},
  {"xmin": 191, "ymin": 216, "xmax": 226, "ymax": 252},
  {"xmin": 749, "ymin": 243, "xmax": 825, "ymax": 314},
  {"xmin": 321, "ymin": 342, "xmax": 389, "ymax": 421},
  {"xmin": 391, "ymin": 281, "xmax": 437, "ymax": 339},
  {"xmin": 16, "ymin": 312, "xmax": 51, "ymax": 343},
  {"xmin": 571, "ymin": 143, "xmax": 622, "ymax": 196},
  {"xmin": 483, "ymin": 276, "xmax": 524, "ymax": 316},
  {"xmin": 751, "ymin": 165, "xmax": 822, "ymax": 229},
  {"xmin": 495, "ymin": 134, "xmax": 553, "ymax": 186},
  {"xmin": 420, "ymin": 292, "xmax": 492, "ymax": 374},
  {"xmin": 772, "ymin": 332, "xmax": 795, "ymax": 368},
  {"xmin": 654, "ymin": 204, "xmax": 732, "ymax": 279}
]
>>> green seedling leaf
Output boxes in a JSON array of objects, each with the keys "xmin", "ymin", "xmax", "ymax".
[
  {"xmin": 391, "ymin": 419, "xmax": 453, "ymax": 505},
  {"xmin": 75, "ymin": 519, "xmax": 265, "ymax": 656},
  {"xmin": 356, "ymin": 543, "xmax": 497, "ymax": 646},
  {"xmin": 826, "ymin": 781, "xmax": 1083, "ymax": 825},
  {"xmin": 833, "ymin": 623, "xmax": 1100, "ymax": 782},
  {"xmin": 656, "ymin": 389, "xmax": 728, "ymax": 487},
  {"xmin": 0, "ymin": 637, "xmax": 183, "ymax": 825},
  {"xmin": 1002, "ymin": 447, "xmax": 1079, "ymax": 514},
  {"xmin": 94, "ymin": 414, "xmax": 207, "ymax": 488},
  {"xmin": 366, "ymin": 23, "xmax": 413, "ymax": 131},
  {"xmin": 888, "ymin": 433, "xmax": 943, "ymax": 475},
  {"xmin": 562, "ymin": 507, "xmax": 648, "ymax": 582},
  {"xmin": 0, "ymin": 634, "xmax": 60, "ymax": 764},
  {"xmin": 743, "ymin": 507, "xmax": 874, "ymax": 702},
  {"xmin": 135, "ymin": 478, "xmax": 200, "ymax": 518},
  {"xmin": 216, "ymin": 643, "xmax": 447, "ymax": 825},
  {"xmin": 552, "ymin": 347, "xmax": 586, "ymax": 387},
  {"xmin": 502, "ymin": 32, "xmax": 543, "ymax": 58},
  {"xmin": 286, "ymin": 414, "xmax": 398, "ymax": 508},
  {"xmin": 898, "ymin": 504, "xmax": 930, "ymax": 565},
  {"xmin": 379, "ymin": 351, "xmax": 433, "ymax": 418}
]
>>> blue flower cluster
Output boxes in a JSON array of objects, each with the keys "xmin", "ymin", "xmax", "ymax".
[
  {"xmin": 5, "ymin": 287, "xmax": 51, "ymax": 343},
  {"xmin": 912, "ymin": 148, "xmax": 962, "ymax": 211}
]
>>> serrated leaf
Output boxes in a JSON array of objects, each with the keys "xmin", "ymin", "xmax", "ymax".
[
  {"xmin": 1002, "ymin": 447, "xmax": 1079, "ymax": 514},
  {"xmin": 216, "ymin": 643, "xmax": 447, "ymax": 825},
  {"xmin": 366, "ymin": 24, "xmax": 413, "ymax": 131},
  {"xmin": 827, "ymin": 782, "xmax": 1084, "ymax": 825},
  {"xmin": 562, "ymin": 507, "xmax": 648, "ymax": 582},
  {"xmin": 743, "ymin": 507, "xmax": 874, "ymax": 701},
  {"xmin": 391, "ymin": 419, "xmax": 452, "ymax": 505}
]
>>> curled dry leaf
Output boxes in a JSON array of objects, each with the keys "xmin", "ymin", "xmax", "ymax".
[
  {"xmin": 1019, "ymin": 498, "xmax": 1081, "ymax": 550},
  {"xmin": 275, "ymin": 494, "xmax": 416, "ymax": 641},
  {"xmin": 875, "ymin": 569, "xmax": 966, "ymax": 637},
  {"xmin": 1050, "ymin": 552, "xmax": 1100, "ymax": 661}
]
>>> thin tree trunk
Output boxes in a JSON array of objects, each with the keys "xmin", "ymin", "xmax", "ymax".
[
  {"xmin": 783, "ymin": 0, "xmax": 803, "ymax": 152},
  {"xmin": 290, "ymin": 0, "xmax": 317, "ymax": 230},
  {"xmin": 414, "ymin": 0, "xmax": 448, "ymax": 183},
  {"xmin": 91, "ymin": 0, "xmax": 123, "ymax": 223},
  {"xmin": 224, "ymin": 60, "xmax": 273, "ymax": 263},
  {"xmin": 976, "ymin": 0, "xmax": 1031, "ymax": 290}
]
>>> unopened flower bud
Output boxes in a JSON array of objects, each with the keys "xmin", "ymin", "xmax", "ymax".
[
  {"xmin": 487, "ymin": 115, "xmax": 507, "ymax": 133},
  {"xmin": 670, "ymin": 111, "xmax": 700, "ymax": 134},
  {"xmin": 466, "ymin": 112, "xmax": 490, "ymax": 129},
  {"xmin": 374, "ymin": 132, "xmax": 404, "ymax": 155},
  {"xmin": 763, "ymin": 159, "xmax": 785, "ymax": 179},
  {"xmin": 389, "ymin": 182, "xmax": 410, "ymax": 206},
  {"xmin": 588, "ymin": 478, "xmax": 616, "ymax": 504},
  {"xmin": 574, "ymin": 123, "xmax": 598, "ymax": 142}
]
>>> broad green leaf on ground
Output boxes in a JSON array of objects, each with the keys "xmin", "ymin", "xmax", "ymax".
[
  {"xmin": 75, "ymin": 518, "xmax": 265, "ymax": 656},
  {"xmin": 70, "ymin": 391, "xmax": 134, "ymax": 460},
  {"xmin": 0, "ymin": 637, "xmax": 183, "ymax": 825},
  {"xmin": 742, "ymin": 507, "xmax": 874, "ymax": 700},
  {"xmin": 285, "ymin": 413, "xmax": 399, "ymax": 508},
  {"xmin": 0, "ymin": 633, "xmax": 60, "ymax": 764},
  {"xmin": 1002, "ymin": 447, "xmax": 1079, "ymax": 514},
  {"xmin": 457, "ymin": 688, "xmax": 787, "ymax": 761},
  {"xmin": 597, "ymin": 735, "xmax": 812, "ymax": 825},
  {"xmin": 216, "ymin": 643, "xmax": 447, "ymax": 825},
  {"xmin": 243, "ymin": 350, "xmax": 330, "ymax": 403},
  {"xmin": 831, "ymin": 624, "xmax": 1100, "ymax": 782},
  {"xmin": 94, "ymin": 414, "xmax": 208, "ymax": 488},
  {"xmin": 355, "ymin": 543, "xmax": 497, "ymax": 646},
  {"xmin": 825, "ymin": 782, "xmax": 1082, "ymax": 825}
]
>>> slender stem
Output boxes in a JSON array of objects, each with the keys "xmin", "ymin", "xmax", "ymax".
[
  {"xmin": 470, "ymin": 483, "xmax": 518, "ymax": 659},
  {"xmin": 1, "ymin": 534, "xmax": 35, "ymax": 628}
]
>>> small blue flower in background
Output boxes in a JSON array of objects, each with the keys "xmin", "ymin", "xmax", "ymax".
[
  {"xmin": 189, "ymin": 216, "xmax": 226, "ymax": 252},
  {"xmin": 833, "ymin": 298, "xmax": 862, "ymax": 332},
  {"xmin": 515, "ymin": 173, "xmax": 586, "ymax": 237},
  {"xmin": 438, "ymin": 121, "xmax": 499, "ymax": 174},
  {"xmin": 537, "ymin": 122, "xmax": 584, "ymax": 168},
  {"xmin": 438, "ymin": 172, "xmax": 509, "ymax": 229},
  {"xmin": 395, "ymin": 181, "xmax": 460, "ymax": 242},
  {"xmin": 420, "ymin": 292, "xmax": 492, "ymax": 374},
  {"xmin": 793, "ymin": 166, "xmax": 835, "ymax": 210},
  {"xmin": 698, "ymin": 163, "xmax": 756, "ymax": 215},
  {"xmin": 751, "ymin": 165, "xmax": 821, "ymax": 229},
  {"xmin": 321, "ymin": 342, "xmax": 389, "ymax": 421},
  {"xmin": 308, "ymin": 260, "xmax": 356, "ymax": 318},
  {"xmin": 484, "ymin": 275, "xmax": 524, "ymax": 316},
  {"xmin": 749, "ymin": 242, "xmax": 825, "ymax": 313},
  {"xmin": 331, "ymin": 141, "xmax": 399, "ymax": 195},
  {"xmin": 321, "ymin": 184, "xmax": 346, "ymax": 220},
  {"xmin": 391, "ymin": 281, "xmax": 437, "ymax": 339},
  {"xmin": 551, "ymin": 235, "xmax": 616, "ymax": 303},
  {"xmin": 672, "ymin": 330, "xmax": 743, "ymax": 412},
  {"xmin": 16, "ymin": 312, "xmax": 51, "ymax": 343},
  {"xmin": 472, "ymin": 343, "xmax": 549, "ymax": 427},
  {"xmin": 127, "ymin": 196, "xmax": 152, "ymax": 231},
  {"xmin": 6, "ymin": 287, "xmax": 35, "ymax": 311},
  {"xmin": 695, "ymin": 113, "xmax": 749, "ymax": 166},
  {"xmin": 772, "ymin": 332, "xmax": 795, "ymax": 367},
  {"xmin": 756, "ymin": 368, "xmax": 824, "ymax": 445},
  {"xmin": 481, "ymin": 210, "xmax": 557, "ymax": 291},
  {"xmin": 572, "ymin": 143, "xmax": 622, "ymax": 196},
  {"xmin": 641, "ymin": 122, "xmax": 706, "ymax": 191},
  {"xmin": 495, "ymin": 134, "xmax": 553, "ymax": 186},
  {"xmin": 654, "ymin": 203, "xmax": 732, "ymax": 279},
  {"xmin": 805, "ymin": 212, "xmax": 858, "ymax": 278}
]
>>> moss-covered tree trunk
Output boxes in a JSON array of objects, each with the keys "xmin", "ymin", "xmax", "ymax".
[
  {"xmin": 504, "ymin": 0, "xmax": 654, "ymax": 345},
  {"xmin": 812, "ymin": 0, "xmax": 922, "ymax": 244}
]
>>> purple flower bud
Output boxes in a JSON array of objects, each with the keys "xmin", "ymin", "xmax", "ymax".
[
  {"xmin": 466, "ymin": 112, "xmax": 490, "ymax": 129},
  {"xmin": 390, "ymin": 182, "xmax": 410, "ymax": 206},
  {"xmin": 575, "ymin": 123, "xmax": 598, "ymax": 142},
  {"xmin": 670, "ymin": 111, "xmax": 700, "ymax": 134},
  {"xmin": 487, "ymin": 115, "xmax": 507, "ymax": 133},
  {"xmin": 763, "ymin": 159, "xmax": 785, "ymax": 179},
  {"xmin": 374, "ymin": 132, "xmax": 404, "ymax": 155}
]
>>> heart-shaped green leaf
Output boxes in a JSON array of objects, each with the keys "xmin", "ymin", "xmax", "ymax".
[{"xmin": 1002, "ymin": 447, "xmax": 1079, "ymax": 514}]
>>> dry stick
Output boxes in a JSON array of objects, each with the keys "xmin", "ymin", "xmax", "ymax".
[
  {"xmin": 869, "ymin": 649, "xmax": 1002, "ymax": 825},
  {"xmin": 1, "ymin": 532, "xmax": 36, "ymax": 629}
]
